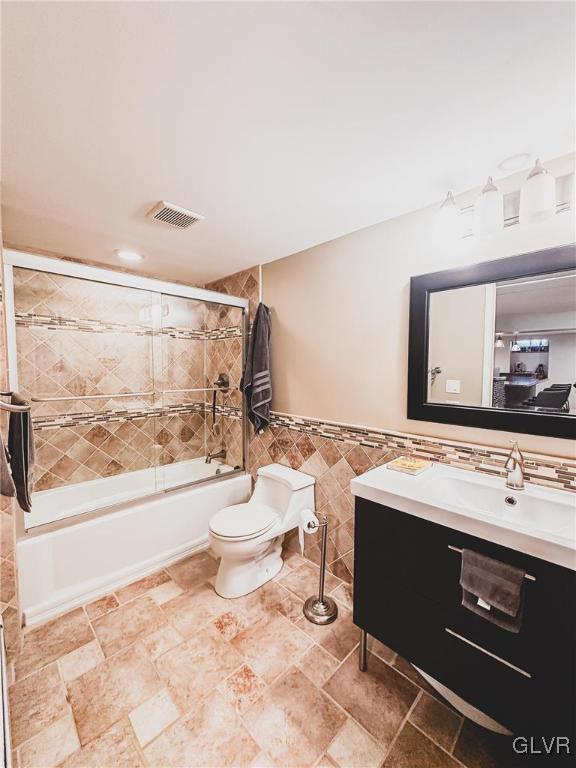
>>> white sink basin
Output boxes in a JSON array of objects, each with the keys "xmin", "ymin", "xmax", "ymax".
[{"xmin": 351, "ymin": 462, "xmax": 576, "ymax": 570}]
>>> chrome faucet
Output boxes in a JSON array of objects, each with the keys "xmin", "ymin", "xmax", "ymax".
[
  {"xmin": 504, "ymin": 441, "xmax": 525, "ymax": 490},
  {"xmin": 205, "ymin": 448, "xmax": 226, "ymax": 464}
]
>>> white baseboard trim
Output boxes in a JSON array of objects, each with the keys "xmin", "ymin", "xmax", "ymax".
[{"xmin": 23, "ymin": 536, "xmax": 210, "ymax": 627}]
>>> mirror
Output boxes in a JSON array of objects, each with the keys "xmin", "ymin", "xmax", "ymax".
[{"xmin": 408, "ymin": 245, "xmax": 576, "ymax": 439}]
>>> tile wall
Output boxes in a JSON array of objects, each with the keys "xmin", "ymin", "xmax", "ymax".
[{"xmin": 12, "ymin": 267, "xmax": 247, "ymax": 492}]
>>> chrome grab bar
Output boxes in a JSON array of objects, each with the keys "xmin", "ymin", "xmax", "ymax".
[
  {"xmin": 447, "ymin": 545, "xmax": 535, "ymax": 581},
  {"xmin": 0, "ymin": 391, "xmax": 31, "ymax": 413}
]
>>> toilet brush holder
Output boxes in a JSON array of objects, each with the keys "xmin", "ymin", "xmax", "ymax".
[{"xmin": 303, "ymin": 515, "xmax": 338, "ymax": 626}]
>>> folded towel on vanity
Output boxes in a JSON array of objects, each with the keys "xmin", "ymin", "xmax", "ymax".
[
  {"xmin": 460, "ymin": 549, "xmax": 526, "ymax": 633},
  {"xmin": 241, "ymin": 302, "xmax": 272, "ymax": 433},
  {"xmin": 0, "ymin": 433, "xmax": 16, "ymax": 498},
  {"xmin": 7, "ymin": 393, "xmax": 34, "ymax": 513}
]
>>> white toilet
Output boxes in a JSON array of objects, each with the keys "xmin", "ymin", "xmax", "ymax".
[{"xmin": 209, "ymin": 463, "xmax": 315, "ymax": 598}]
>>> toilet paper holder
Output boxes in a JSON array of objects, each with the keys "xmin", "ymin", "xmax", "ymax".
[{"xmin": 303, "ymin": 515, "xmax": 338, "ymax": 626}]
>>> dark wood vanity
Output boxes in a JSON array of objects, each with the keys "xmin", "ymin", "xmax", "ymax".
[{"xmin": 353, "ymin": 497, "xmax": 576, "ymax": 735}]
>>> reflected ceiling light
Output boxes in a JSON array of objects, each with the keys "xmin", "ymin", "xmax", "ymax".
[
  {"xmin": 436, "ymin": 191, "xmax": 460, "ymax": 239},
  {"xmin": 519, "ymin": 159, "xmax": 556, "ymax": 225},
  {"xmin": 495, "ymin": 334, "xmax": 505, "ymax": 348},
  {"xmin": 473, "ymin": 177, "xmax": 504, "ymax": 237},
  {"xmin": 116, "ymin": 249, "xmax": 143, "ymax": 262},
  {"xmin": 498, "ymin": 153, "xmax": 531, "ymax": 173},
  {"xmin": 511, "ymin": 334, "xmax": 521, "ymax": 352}
]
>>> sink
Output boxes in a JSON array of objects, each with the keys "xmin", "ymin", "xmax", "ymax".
[{"xmin": 350, "ymin": 462, "xmax": 576, "ymax": 570}]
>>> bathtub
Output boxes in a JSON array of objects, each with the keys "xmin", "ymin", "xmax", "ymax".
[
  {"xmin": 18, "ymin": 471, "xmax": 251, "ymax": 626},
  {"xmin": 27, "ymin": 457, "xmax": 235, "ymax": 529}
]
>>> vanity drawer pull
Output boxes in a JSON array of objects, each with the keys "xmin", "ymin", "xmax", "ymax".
[
  {"xmin": 445, "ymin": 627, "xmax": 532, "ymax": 678},
  {"xmin": 447, "ymin": 545, "xmax": 536, "ymax": 582}
]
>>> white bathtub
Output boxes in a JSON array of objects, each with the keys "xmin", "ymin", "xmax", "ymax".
[
  {"xmin": 18, "ymin": 471, "xmax": 251, "ymax": 626},
  {"xmin": 27, "ymin": 457, "xmax": 235, "ymax": 529}
]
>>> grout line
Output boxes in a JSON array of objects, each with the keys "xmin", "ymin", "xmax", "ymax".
[
  {"xmin": 379, "ymin": 689, "xmax": 423, "ymax": 767},
  {"xmin": 451, "ymin": 715, "xmax": 466, "ymax": 755},
  {"xmin": 409, "ymin": 721, "xmax": 469, "ymax": 768}
]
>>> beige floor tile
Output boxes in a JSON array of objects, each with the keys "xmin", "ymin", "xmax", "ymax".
[
  {"xmin": 85, "ymin": 594, "xmax": 119, "ymax": 620},
  {"xmin": 231, "ymin": 612, "xmax": 313, "ymax": 684},
  {"xmin": 217, "ymin": 664, "xmax": 267, "ymax": 713},
  {"xmin": 367, "ymin": 636, "xmax": 396, "ymax": 664},
  {"xmin": 166, "ymin": 551, "xmax": 219, "ymax": 590},
  {"xmin": 144, "ymin": 690, "xmax": 259, "ymax": 767},
  {"xmin": 58, "ymin": 640, "xmax": 104, "ymax": 682},
  {"xmin": 243, "ymin": 667, "xmax": 346, "ymax": 767},
  {"xmin": 148, "ymin": 579, "xmax": 184, "ymax": 605},
  {"xmin": 59, "ymin": 719, "xmax": 144, "ymax": 768},
  {"xmin": 160, "ymin": 582, "xmax": 230, "ymax": 637},
  {"xmin": 139, "ymin": 624, "xmax": 183, "ymax": 660},
  {"xmin": 15, "ymin": 608, "xmax": 94, "ymax": 680},
  {"xmin": 409, "ymin": 692, "xmax": 462, "ymax": 752},
  {"xmin": 19, "ymin": 712, "xmax": 80, "ymax": 768},
  {"xmin": 92, "ymin": 594, "xmax": 165, "ymax": 657},
  {"xmin": 296, "ymin": 644, "xmax": 340, "ymax": 688},
  {"xmin": 384, "ymin": 722, "xmax": 460, "ymax": 768},
  {"xmin": 297, "ymin": 608, "xmax": 359, "ymax": 661},
  {"xmin": 212, "ymin": 582, "xmax": 293, "ymax": 642},
  {"xmin": 278, "ymin": 562, "xmax": 341, "ymax": 602},
  {"xmin": 327, "ymin": 718, "xmax": 385, "ymax": 768},
  {"xmin": 115, "ymin": 569, "xmax": 171, "ymax": 604},
  {"xmin": 67, "ymin": 643, "xmax": 162, "ymax": 745},
  {"xmin": 129, "ymin": 688, "xmax": 179, "ymax": 747},
  {"xmin": 9, "ymin": 663, "xmax": 69, "ymax": 747},
  {"xmin": 323, "ymin": 652, "xmax": 418, "ymax": 748},
  {"xmin": 331, "ymin": 582, "xmax": 353, "ymax": 611},
  {"xmin": 155, "ymin": 623, "xmax": 244, "ymax": 714}
]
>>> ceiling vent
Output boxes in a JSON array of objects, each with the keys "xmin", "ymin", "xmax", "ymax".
[{"xmin": 146, "ymin": 201, "xmax": 204, "ymax": 229}]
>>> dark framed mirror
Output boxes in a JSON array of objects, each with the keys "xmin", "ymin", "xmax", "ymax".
[{"xmin": 408, "ymin": 244, "xmax": 576, "ymax": 439}]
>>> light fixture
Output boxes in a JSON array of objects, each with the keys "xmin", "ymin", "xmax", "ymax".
[
  {"xmin": 495, "ymin": 334, "xmax": 505, "ymax": 348},
  {"xmin": 435, "ymin": 191, "xmax": 460, "ymax": 239},
  {"xmin": 473, "ymin": 177, "xmax": 504, "ymax": 237},
  {"xmin": 511, "ymin": 334, "xmax": 521, "ymax": 352},
  {"xmin": 498, "ymin": 153, "xmax": 531, "ymax": 173},
  {"xmin": 116, "ymin": 249, "xmax": 143, "ymax": 263},
  {"xmin": 519, "ymin": 159, "xmax": 556, "ymax": 225}
]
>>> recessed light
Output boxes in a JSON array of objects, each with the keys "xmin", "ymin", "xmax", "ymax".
[
  {"xmin": 116, "ymin": 249, "xmax": 143, "ymax": 262},
  {"xmin": 498, "ymin": 153, "xmax": 532, "ymax": 173}
]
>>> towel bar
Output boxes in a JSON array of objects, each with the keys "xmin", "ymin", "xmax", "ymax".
[
  {"xmin": 31, "ymin": 387, "xmax": 239, "ymax": 402},
  {"xmin": 448, "ymin": 545, "xmax": 536, "ymax": 581},
  {"xmin": 0, "ymin": 391, "xmax": 31, "ymax": 413}
]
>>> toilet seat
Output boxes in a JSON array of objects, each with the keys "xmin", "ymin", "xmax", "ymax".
[{"xmin": 209, "ymin": 503, "xmax": 279, "ymax": 541}]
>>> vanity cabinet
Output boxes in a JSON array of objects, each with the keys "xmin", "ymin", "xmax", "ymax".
[{"xmin": 353, "ymin": 497, "xmax": 576, "ymax": 734}]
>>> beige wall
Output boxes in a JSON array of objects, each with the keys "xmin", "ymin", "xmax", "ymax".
[
  {"xmin": 428, "ymin": 285, "xmax": 486, "ymax": 407},
  {"xmin": 262, "ymin": 154, "xmax": 575, "ymax": 458}
]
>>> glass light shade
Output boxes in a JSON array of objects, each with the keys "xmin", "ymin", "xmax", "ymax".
[
  {"xmin": 519, "ymin": 159, "xmax": 556, "ymax": 224},
  {"xmin": 473, "ymin": 177, "xmax": 504, "ymax": 237},
  {"xmin": 436, "ymin": 191, "xmax": 460, "ymax": 240},
  {"xmin": 495, "ymin": 334, "xmax": 505, "ymax": 348}
]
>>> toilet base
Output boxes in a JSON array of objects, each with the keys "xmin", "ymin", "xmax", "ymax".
[{"xmin": 213, "ymin": 536, "xmax": 284, "ymax": 599}]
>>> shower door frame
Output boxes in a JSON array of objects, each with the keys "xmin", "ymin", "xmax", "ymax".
[{"xmin": 3, "ymin": 249, "xmax": 250, "ymax": 532}]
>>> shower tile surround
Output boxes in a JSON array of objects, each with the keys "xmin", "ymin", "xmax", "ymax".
[
  {"xmin": 11, "ymin": 267, "xmax": 246, "ymax": 492},
  {"xmin": 8, "ymin": 548, "xmax": 514, "ymax": 768}
]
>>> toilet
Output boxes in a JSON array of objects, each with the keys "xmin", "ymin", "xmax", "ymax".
[{"xmin": 209, "ymin": 463, "xmax": 315, "ymax": 598}]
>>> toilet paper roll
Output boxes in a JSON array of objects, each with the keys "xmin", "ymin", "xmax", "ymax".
[{"xmin": 298, "ymin": 509, "xmax": 319, "ymax": 555}]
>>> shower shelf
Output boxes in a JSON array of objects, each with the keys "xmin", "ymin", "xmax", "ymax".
[{"xmin": 31, "ymin": 387, "xmax": 239, "ymax": 402}]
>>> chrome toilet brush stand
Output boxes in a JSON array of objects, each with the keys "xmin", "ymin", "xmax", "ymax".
[{"xmin": 303, "ymin": 515, "xmax": 338, "ymax": 625}]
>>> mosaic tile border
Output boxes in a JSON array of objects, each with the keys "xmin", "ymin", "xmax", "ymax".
[
  {"xmin": 267, "ymin": 412, "xmax": 576, "ymax": 492},
  {"xmin": 16, "ymin": 313, "xmax": 242, "ymax": 340},
  {"xmin": 33, "ymin": 403, "xmax": 242, "ymax": 431}
]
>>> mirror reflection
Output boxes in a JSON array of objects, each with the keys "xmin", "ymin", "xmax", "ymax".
[{"xmin": 427, "ymin": 270, "xmax": 576, "ymax": 415}]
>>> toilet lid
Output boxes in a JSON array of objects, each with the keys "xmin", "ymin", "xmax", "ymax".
[{"xmin": 209, "ymin": 503, "xmax": 279, "ymax": 539}]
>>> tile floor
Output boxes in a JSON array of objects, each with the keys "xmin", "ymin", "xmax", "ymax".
[{"xmin": 9, "ymin": 549, "xmax": 516, "ymax": 768}]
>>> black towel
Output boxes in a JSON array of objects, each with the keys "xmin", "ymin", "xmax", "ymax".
[
  {"xmin": 7, "ymin": 394, "xmax": 34, "ymax": 513},
  {"xmin": 1, "ymin": 433, "xmax": 16, "ymax": 498},
  {"xmin": 241, "ymin": 303, "xmax": 272, "ymax": 433},
  {"xmin": 460, "ymin": 549, "xmax": 526, "ymax": 633}
]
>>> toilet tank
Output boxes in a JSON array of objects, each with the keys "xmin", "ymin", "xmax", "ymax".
[{"xmin": 252, "ymin": 464, "xmax": 315, "ymax": 519}]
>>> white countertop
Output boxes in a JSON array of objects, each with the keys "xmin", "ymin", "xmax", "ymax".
[{"xmin": 351, "ymin": 463, "xmax": 576, "ymax": 571}]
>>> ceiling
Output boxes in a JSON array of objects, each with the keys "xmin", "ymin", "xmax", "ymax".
[
  {"xmin": 496, "ymin": 272, "xmax": 576, "ymax": 319},
  {"xmin": 2, "ymin": 1, "xmax": 574, "ymax": 284}
]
